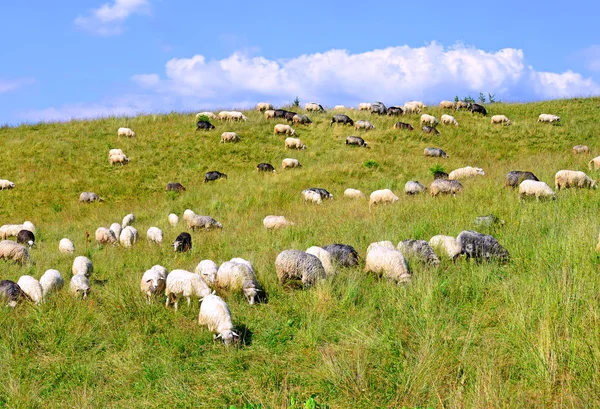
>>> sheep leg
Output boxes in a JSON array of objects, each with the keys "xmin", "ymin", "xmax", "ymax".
[{"xmin": 187, "ymin": 297, "xmax": 191, "ymax": 307}]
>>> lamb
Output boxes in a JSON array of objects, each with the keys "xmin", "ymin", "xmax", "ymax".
[
  {"xmin": 216, "ymin": 261, "xmax": 261, "ymax": 304},
  {"xmin": 404, "ymin": 181, "xmax": 427, "ymax": 195},
  {"xmin": 423, "ymin": 125, "xmax": 440, "ymax": 135},
  {"xmin": 196, "ymin": 112, "xmax": 217, "ymax": 120},
  {"xmin": 146, "ymin": 227, "xmax": 163, "ymax": 244},
  {"xmin": 505, "ymin": 171, "xmax": 539, "ymax": 188},
  {"xmin": 119, "ymin": 226, "xmax": 138, "ymax": 248},
  {"xmin": 430, "ymin": 179, "xmax": 463, "ymax": 196},
  {"xmin": 538, "ymin": 114, "xmax": 560, "ymax": 123},
  {"xmin": 274, "ymin": 124, "xmax": 296, "ymax": 136},
  {"xmin": 354, "ymin": 120, "xmax": 375, "ymax": 130},
  {"xmin": 140, "ymin": 265, "xmax": 167, "ymax": 304},
  {"xmin": 364, "ymin": 246, "xmax": 411, "ymax": 284},
  {"xmin": 109, "ymin": 152, "xmax": 129, "ymax": 165},
  {"xmin": 0, "ymin": 280, "xmax": 29, "ymax": 307},
  {"xmin": 589, "ymin": 156, "xmax": 600, "ymax": 170},
  {"xmin": 264, "ymin": 215, "xmax": 294, "ymax": 229},
  {"xmin": 117, "ymin": 127, "xmax": 135, "ymax": 137},
  {"xmin": 122, "ymin": 213, "xmax": 135, "ymax": 228},
  {"xmin": 572, "ymin": 145, "xmax": 590, "ymax": 154},
  {"xmin": 456, "ymin": 230, "xmax": 510, "ymax": 262},
  {"xmin": 305, "ymin": 246, "xmax": 335, "ymax": 277},
  {"xmin": 330, "ymin": 114, "xmax": 354, "ymax": 126},
  {"xmin": 264, "ymin": 109, "xmax": 275, "ymax": 119},
  {"xmin": 39, "ymin": 269, "xmax": 64, "ymax": 297},
  {"xmin": 424, "ymin": 147, "xmax": 448, "ymax": 158},
  {"xmin": 397, "ymin": 240, "xmax": 440, "ymax": 266},
  {"xmin": 173, "ymin": 232, "xmax": 192, "ymax": 252},
  {"xmin": 79, "ymin": 192, "xmax": 103, "ymax": 203},
  {"xmin": 518, "ymin": 180, "xmax": 556, "ymax": 200},
  {"xmin": 439, "ymin": 100, "xmax": 456, "ymax": 109},
  {"xmin": 72, "ymin": 256, "xmax": 93, "ymax": 277},
  {"xmin": 343, "ymin": 188, "xmax": 365, "ymax": 199},
  {"xmin": 345, "ymin": 136, "xmax": 368, "ymax": 147},
  {"xmin": 420, "ymin": 114, "xmax": 439, "ymax": 126},
  {"xmin": 256, "ymin": 163, "xmax": 276, "ymax": 172},
  {"xmin": 394, "ymin": 122, "xmax": 414, "ymax": 131},
  {"xmin": 305, "ymin": 102, "xmax": 325, "ymax": 112},
  {"xmin": 369, "ymin": 189, "xmax": 399, "ymax": 207},
  {"xmin": 95, "ymin": 227, "xmax": 117, "ymax": 245},
  {"xmin": 59, "ymin": 238, "xmax": 75, "ymax": 254},
  {"xmin": 555, "ymin": 170, "xmax": 598, "ymax": 190},
  {"xmin": 109, "ymin": 223, "xmax": 122, "ymax": 240},
  {"xmin": 16, "ymin": 230, "xmax": 35, "ymax": 248},
  {"xmin": 17, "ymin": 275, "xmax": 43, "ymax": 305},
  {"xmin": 0, "ymin": 179, "xmax": 15, "ymax": 190},
  {"xmin": 0, "ymin": 221, "xmax": 36, "ymax": 237},
  {"xmin": 429, "ymin": 235, "xmax": 461, "ymax": 259},
  {"xmin": 168, "ymin": 213, "xmax": 179, "ymax": 226},
  {"xmin": 70, "ymin": 274, "xmax": 90, "ymax": 299},
  {"xmin": 221, "ymin": 132, "xmax": 240, "ymax": 143},
  {"xmin": 285, "ymin": 137, "xmax": 307, "ymax": 150},
  {"xmin": 292, "ymin": 114, "xmax": 312, "ymax": 125},
  {"xmin": 282, "ymin": 158, "xmax": 302, "ymax": 169},
  {"xmin": 491, "ymin": 115, "xmax": 511, "ymax": 125},
  {"xmin": 198, "ymin": 294, "xmax": 238, "ymax": 345},
  {"xmin": 195, "ymin": 260, "xmax": 218, "ymax": 286},
  {"xmin": 358, "ymin": 102, "xmax": 372, "ymax": 111},
  {"xmin": 275, "ymin": 250, "xmax": 326, "ymax": 288},
  {"xmin": 448, "ymin": 167, "xmax": 485, "ymax": 180},
  {"xmin": 166, "ymin": 182, "xmax": 186, "ymax": 192},
  {"xmin": 441, "ymin": 114, "xmax": 459, "ymax": 126},
  {"xmin": 322, "ymin": 244, "xmax": 359, "ymax": 267},
  {"xmin": 204, "ymin": 171, "xmax": 227, "ymax": 182},
  {"xmin": 165, "ymin": 269, "xmax": 211, "ymax": 309},
  {"xmin": 256, "ymin": 102, "xmax": 273, "ymax": 111},
  {"xmin": 0, "ymin": 240, "xmax": 30, "ymax": 265}
]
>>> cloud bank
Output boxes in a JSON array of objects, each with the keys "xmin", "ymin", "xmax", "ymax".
[
  {"xmin": 0, "ymin": 78, "xmax": 35, "ymax": 93},
  {"xmin": 74, "ymin": 0, "xmax": 149, "ymax": 36}
]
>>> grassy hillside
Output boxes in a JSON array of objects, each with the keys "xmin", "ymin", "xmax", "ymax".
[{"xmin": 1, "ymin": 98, "xmax": 600, "ymax": 408}]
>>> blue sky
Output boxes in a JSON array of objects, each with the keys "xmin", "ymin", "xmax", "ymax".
[{"xmin": 1, "ymin": 0, "xmax": 599, "ymax": 124}]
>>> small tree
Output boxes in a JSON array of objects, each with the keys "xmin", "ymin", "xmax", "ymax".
[
  {"xmin": 454, "ymin": 96, "xmax": 459, "ymax": 103},
  {"xmin": 478, "ymin": 92, "xmax": 487, "ymax": 104},
  {"xmin": 463, "ymin": 95, "xmax": 475, "ymax": 103},
  {"xmin": 293, "ymin": 96, "xmax": 300, "ymax": 107},
  {"xmin": 488, "ymin": 93, "xmax": 497, "ymax": 104}
]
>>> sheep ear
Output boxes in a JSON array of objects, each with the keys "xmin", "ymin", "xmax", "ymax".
[
  {"xmin": 215, "ymin": 333, "xmax": 222, "ymax": 339},
  {"xmin": 232, "ymin": 331, "xmax": 239, "ymax": 337},
  {"xmin": 146, "ymin": 279, "xmax": 153, "ymax": 283}
]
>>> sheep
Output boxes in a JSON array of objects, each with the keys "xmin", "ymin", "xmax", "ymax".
[
  {"xmin": 430, "ymin": 179, "xmax": 463, "ymax": 196},
  {"xmin": 95, "ymin": 227, "xmax": 117, "ymax": 245},
  {"xmin": 187, "ymin": 215, "xmax": 223, "ymax": 231},
  {"xmin": 165, "ymin": 269, "xmax": 210, "ymax": 309},
  {"xmin": 168, "ymin": 213, "xmax": 179, "ymax": 226},
  {"xmin": 334, "ymin": 105, "xmax": 346, "ymax": 110},
  {"xmin": 331, "ymin": 114, "xmax": 354, "ymax": 126},
  {"xmin": 354, "ymin": 120, "xmax": 375, "ymax": 130},
  {"xmin": 274, "ymin": 124, "xmax": 296, "ymax": 136},
  {"xmin": 589, "ymin": 156, "xmax": 600, "ymax": 170},
  {"xmin": 305, "ymin": 102, "xmax": 325, "ymax": 112},
  {"xmin": 474, "ymin": 215, "xmax": 505, "ymax": 228},
  {"xmin": 39, "ymin": 269, "xmax": 64, "ymax": 297},
  {"xmin": 305, "ymin": 246, "xmax": 335, "ymax": 277},
  {"xmin": 322, "ymin": 244, "xmax": 359, "ymax": 267},
  {"xmin": 198, "ymin": 294, "xmax": 238, "ymax": 345},
  {"xmin": 422, "ymin": 125, "xmax": 440, "ymax": 135},
  {"xmin": 0, "ymin": 280, "xmax": 30, "ymax": 307},
  {"xmin": 218, "ymin": 111, "xmax": 247, "ymax": 121},
  {"xmin": 229, "ymin": 257, "xmax": 255, "ymax": 275},
  {"xmin": 120, "ymin": 226, "xmax": 138, "ymax": 248},
  {"xmin": 555, "ymin": 170, "xmax": 598, "ymax": 190},
  {"xmin": 0, "ymin": 221, "xmax": 36, "ymax": 237},
  {"xmin": 216, "ymin": 261, "xmax": 261, "ymax": 304},
  {"xmin": 456, "ymin": 230, "xmax": 510, "ymax": 263},
  {"xmin": 196, "ymin": 112, "xmax": 217, "ymax": 120},
  {"xmin": 72, "ymin": 256, "xmax": 93, "ymax": 277},
  {"xmin": 17, "ymin": 275, "xmax": 43, "ymax": 305},
  {"xmin": 196, "ymin": 121, "xmax": 215, "ymax": 131},
  {"xmin": 369, "ymin": 189, "xmax": 399, "ymax": 207},
  {"xmin": 173, "ymin": 232, "xmax": 192, "ymax": 252},
  {"xmin": 256, "ymin": 102, "xmax": 273, "ymax": 111},
  {"xmin": 166, "ymin": 182, "xmax": 186, "ymax": 192},
  {"xmin": 264, "ymin": 109, "xmax": 275, "ymax": 119},
  {"xmin": 147, "ymin": 227, "xmax": 163, "ymax": 244},
  {"xmin": 429, "ymin": 235, "xmax": 461, "ymax": 259},
  {"xmin": 256, "ymin": 163, "xmax": 276, "ymax": 172},
  {"xmin": 122, "ymin": 213, "xmax": 135, "ymax": 228},
  {"xmin": 449, "ymin": 167, "xmax": 485, "ymax": 180},
  {"xmin": 117, "ymin": 127, "xmax": 135, "ymax": 137},
  {"xmin": 470, "ymin": 103, "xmax": 487, "ymax": 116},
  {"xmin": 505, "ymin": 171, "xmax": 539, "ymax": 188},
  {"xmin": 307, "ymin": 187, "xmax": 333, "ymax": 200},
  {"xmin": 345, "ymin": 136, "xmax": 368, "ymax": 147},
  {"xmin": 0, "ymin": 240, "xmax": 30, "ymax": 265},
  {"xmin": 397, "ymin": 240, "xmax": 440, "ymax": 266},
  {"xmin": 264, "ymin": 215, "xmax": 294, "ymax": 229},
  {"xmin": 109, "ymin": 152, "xmax": 129, "ymax": 165},
  {"xmin": 420, "ymin": 114, "xmax": 439, "ymax": 126},
  {"xmin": 140, "ymin": 265, "xmax": 167, "ymax": 304},
  {"xmin": 572, "ymin": 145, "xmax": 590, "ymax": 154},
  {"xmin": 79, "ymin": 192, "xmax": 103, "ymax": 203},
  {"xmin": 456, "ymin": 101, "xmax": 471, "ymax": 110},
  {"xmin": 366, "ymin": 241, "xmax": 395, "ymax": 254},
  {"xmin": 387, "ymin": 106, "xmax": 404, "ymax": 116},
  {"xmin": 285, "ymin": 137, "xmax": 307, "ymax": 150},
  {"xmin": 358, "ymin": 102, "xmax": 372, "ymax": 111},
  {"xmin": 518, "ymin": 180, "xmax": 556, "ymax": 200},
  {"xmin": 370, "ymin": 101, "xmax": 387, "ymax": 115},
  {"xmin": 195, "ymin": 260, "xmax": 218, "ymax": 286},
  {"xmin": 221, "ymin": 132, "xmax": 240, "ymax": 143},
  {"xmin": 405, "ymin": 181, "xmax": 427, "ymax": 195},
  {"xmin": 538, "ymin": 114, "xmax": 560, "ymax": 123},
  {"xmin": 424, "ymin": 147, "xmax": 448, "ymax": 158},
  {"xmin": 302, "ymin": 188, "xmax": 333, "ymax": 204},
  {"xmin": 364, "ymin": 246, "xmax": 411, "ymax": 284},
  {"xmin": 16, "ymin": 230, "xmax": 35, "ymax": 248},
  {"xmin": 439, "ymin": 100, "xmax": 456, "ymax": 109},
  {"xmin": 282, "ymin": 158, "xmax": 302, "ymax": 169},
  {"xmin": 109, "ymin": 223, "xmax": 122, "ymax": 240},
  {"xmin": 491, "ymin": 115, "xmax": 511, "ymax": 125},
  {"xmin": 70, "ymin": 274, "xmax": 90, "ymax": 299},
  {"xmin": 403, "ymin": 102, "xmax": 421, "ymax": 114},
  {"xmin": 441, "ymin": 114, "xmax": 459, "ymax": 126},
  {"xmin": 275, "ymin": 250, "xmax": 326, "ymax": 288},
  {"xmin": 0, "ymin": 179, "xmax": 15, "ymax": 190},
  {"xmin": 343, "ymin": 188, "xmax": 365, "ymax": 199},
  {"xmin": 59, "ymin": 238, "xmax": 75, "ymax": 254},
  {"xmin": 292, "ymin": 114, "xmax": 312, "ymax": 125},
  {"xmin": 204, "ymin": 171, "xmax": 227, "ymax": 182},
  {"xmin": 394, "ymin": 122, "xmax": 414, "ymax": 131}
]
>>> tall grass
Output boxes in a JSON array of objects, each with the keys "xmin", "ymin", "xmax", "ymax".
[{"xmin": 1, "ymin": 98, "xmax": 600, "ymax": 408}]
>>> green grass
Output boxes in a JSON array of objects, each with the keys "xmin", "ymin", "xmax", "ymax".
[{"xmin": 2, "ymin": 98, "xmax": 600, "ymax": 408}]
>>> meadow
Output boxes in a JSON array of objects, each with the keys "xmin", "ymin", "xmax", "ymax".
[{"xmin": 1, "ymin": 97, "xmax": 600, "ymax": 408}]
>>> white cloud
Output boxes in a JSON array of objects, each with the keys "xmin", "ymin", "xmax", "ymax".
[
  {"xmin": 74, "ymin": 0, "xmax": 150, "ymax": 36},
  {"xmin": 0, "ymin": 78, "xmax": 35, "ymax": 93}
]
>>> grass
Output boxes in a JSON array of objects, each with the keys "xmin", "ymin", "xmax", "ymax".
[{"xmin": 1, "ymin": 98, "xmax": 600, "ymax": 408}]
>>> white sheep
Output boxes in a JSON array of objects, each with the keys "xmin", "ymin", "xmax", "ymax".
[
  {"xmin": 305, "ymin": 246, "xmax": 335, "ymax": 277},
  {"xmin": 168, "ymin": 213, "xmax": 179, "ymax": 227},
  {"xmin": 109, "ymin": 222, "xmax": 122, "ymax": 240},
  {"xmin": 274, "ymin": 124, "xmax": 296, "ymax": 136},
  {"xmin": 0, "ymin": 240, "xmax": 30, "ymax": 265},
  {"xmin": 17, "ymin": 275, "xmax": 43, "ymax": 305},
  {"xmin": 95, "ymin": 227, "xmax": 117, "ymax": 245},
  {"xmin": 439, "ymin": 100, "xmax": 456, "ymax": 109},
  {"xmin": 355, "ymin": 120, "xmax": 375, "ymax": 130},
  {"xmin": 263, "ymin": 215, "xmax": 294, "ymax": 229},
  {"xmin": 120, "ymin": 226, "xmax": 138, "ymax": 248},
  {"xmin": 70, "ymin": 274, "xmax": 90, "ymax": 299},
  {"xmin": 121, "ymin": 213, "xmax": 135, "ymax": 228},
  {"xmin": 140, "ymin": 265, "xmax": 167, "ymax": 304},
  {"xmin": 555, "ymin": 170, "xmax": 598, "ymax": 190},
  {"xmin": 117, "ymin": 127, "xmax": 135, "ymax": 137},
  {"xmin": 0, "ymin": 221, "xmax": 36, "ymax": 237},
  {"xmin": 72, "ymin": 256, "xmax": 93, "ymax": 277},
  {"xmin": 302, "ymin": 189, "xmax": 324, "ymax": 204},
  {"xmin": 146, "ymin": 227, "xmax": 163, "ymax": 244},
  {"xmin": 334, "ymin": 105, "xmax": 346, "ymax": 110},
  {"xmin": 305, "ymin": 102, "xmax": 324, "ymax": 112},
  {"xmin": 420, "ymin": 114, "xmax": 439, "ymax": 126},
  {"xmin": 109, "ymin": 152, "xmax": 129, "ymax": 166},
  {"xmin": 364, "ymin": 245, "xmax": 411, "ymax": 284},
  {"xmin": 0, "ymin": 180, "xmax": 15, "ymax": 190},
  {"xmin": 264, "ymin": 109, "xmax": 275, "ymax": 119},
  {"xmin": 216, "ymin": 261, "xmax": 261, "ymax": 305},
  {"xmin": 429, "ymin": 235, "xmax": 461, "ymax": 259},
  {"xmin": 573, "ymin": 145, "xmax": 590, "ymax": 154},
  {"xmin": 79, "ymin": 192, "xmax": 103, "ymax": 203},
  {"xmin": 285, "ymin": 137, "xmax": 306, "ymax": 150},
  {"xmin": 538, "ymin": 114, "xmax": 560, "ymax": 123},
  {"xmin": 366, "ymin": 241, "xmax": 395, "ymax": 254},
  {"xmin": 403, "ymin": 102, "xmax": 421, "ymax": 114},
  {"xmin": 165, "ymin": 269, "xmax": 211, "ymax": 310},
  {"xmin": 221, "ymin": 132, "xmax": 240, "ymax": 143},
  {"xmin": 448, "ymin": 167, "xmax": 485, "ymax": 180},
  {"xmin": 491, "ymin": 115, "xmax": 511, "ymax": 125},
  {"xmin": 282, "ymin": 158, "xmax": 302, "ymax": 169},
  {"xmin": 518, "ymin": 180, "xmax": 557, "ymax": 200},
  {"xmin": 195, "ymin": 260, "xmax": 219, "ymax": 286},
  {"xmin": 256, "ymin": 102, "xmax": 273, "ymax": 111},
  {"xmin": 441, "ymin": 114, "xmax": 458, "ymax": 126},
  {"xmin": 59, "ymin": 238, "xmax": 75, "ymax": 254},
  {"xmin": 198, "ymin": 294, "xmax": 238, "ymax": 345},
  {"xmin": 343, "ymin": 188, "xmax": 365, "ymax": 199},
  {"xmin": 589, "ymin": 156, "xmax": 600, "ymax": 170},
  {"xmin": 358, "ymin": 102, "xmax": 372, "ymax": 111},
  {"xmin": 39, "ymin": 269, "xmax": 64, "ymax": 297},
  {"xmin": 369, "ymin": 189, "xmax": 399, "ymax": 207}
]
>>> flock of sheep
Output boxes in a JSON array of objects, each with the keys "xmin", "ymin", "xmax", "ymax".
[{"xmin": 1, "ymin": 98, "xmax": 597, "ymax": 345}]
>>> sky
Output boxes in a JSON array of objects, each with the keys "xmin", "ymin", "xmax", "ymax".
[{"xmin": 1, "ymin": 0, "xmax": 600, "ymax": 125}]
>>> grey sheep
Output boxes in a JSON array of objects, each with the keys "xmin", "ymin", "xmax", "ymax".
[
  {"xmin": 456, "ymin": 230, "xmax": 510, "ymax": 263},
  {"xmin": 0, "ymin": 240, "xmax": 30, "ymax": 265},
  {"xmin": 474, "ymin": 215, "xmax": 504, "ymax": 228},
  {"xmin": 424, "ymin": 148, "xmax": 448, "ymax": 158},
  {"xmin": 397, "ymin": 240, "xmax": 440, "ymax": 266},
  {"xmin": 0, "ymin": 280, "xmax": 30, "ymax": 307},
  {"xmin": 275, "ymin": 250, "xmax": 326, "ymax": 288},
  {"xmin": 505, "ymin": 171, "xmax": 539, "ymax": 188},
  {"xmin": 79, "ymin": 192, "xmax": 103, "ymax": 203},
  {"xmin": 322, "ymin": 243, "xmax": 359, "ymax": 267},
  {"xmin": 405, "ymin": 181, "xmax": 427, "ymax": 195}
]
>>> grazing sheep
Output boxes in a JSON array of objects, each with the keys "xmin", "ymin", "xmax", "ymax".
[
  {"xmin": 346, "ymin": 136, "xmax": 368, "ymax": 147},
  {"xmin": 369, "ymin": 189, "xmax": 399, "ymax": 207},
  {"xmin": 355, "ymin": 120, "xmax": 375, "ymax": 130},
  {"xmin": 204, "ymin": 171, "xmax": 227, "ymax": 183},
  {"xmin": 491, "ymin": 115, "xmax": 511, "ymax": 125},
  {"xmin": 39, "ymin": 269, "xmax": 64, "ymax": 297},
  {"xmin": 0, "ymin": 180, "xmax": 15, "ymax": 190},
  {"xmin": 95, "ymin": 227, "xmax": 117, "ymax": 245},
  {"xmin": 387, "ymin": 106, "xmax": 404, "ymax": 116},
  {"xmin": 256, "ymin": 163, "xmax": 276, "ymax": 172},
  {"xmin": 358, "ymin": 103, "xmax": 372, "ymax": 111},
  {"xmin": 302, "ymin": 188, "xmax": 333, "ymax": 204},
  {"xmin": 282, "ymin": 158, "xmax": 302, "ymax": 169},
  {"xmin": 119, "ymin": 226, "xmax": 138, "ymax": 248},
  {"xmin": 70, "ymin": 274, "xmax": 90, "ymax": 299},
  {"xmin": 196, "ymin": 112, "xmax": 217, "ymax": 120},
  {"xmin": 370, "ymin": 101, "xmax": 387, "ymax": 115},
  {"xmin": 423, "ymin": 125, "xmax": 440, "ymax": 134},
  {"xmin": 109, "ymin": 152, "xmax": 129, "ymax": 166},
  {"xmin": 334, "ymin": 105, "xmax": 346, "ymax": 110},
  {"xmin": 166, "ymin": 182, "xmax": 186, "ymax": 192},
  {"xmin": 122, "ymin": 214, "xmax": 135, "ymax": 228},
  {"xmin": 147, "ymin": 227, "xmax": 163, "ymax": 244},
  {"xmin": 292, "ymin": 114, "xmax": 312, "ymax": 125},
  {"xmin": 59, "ymin": 238, "xmax": 75, "ymax": 254},
  {"xmin": 195, "ymin": 260, "xmax": 218, "ymax": 286},
  {"xmin": 322, "ymin": 244, "xmax": 359, "ymax": 267},
  {"xmin": 470, "ymin": 103, "xmax": 487, "ymax": 116},
  {"xmin": 405, "ymin": 181, "xmax": 427, "ymax": 195},
  {"xmin": 165, "ymin": 269, "xmax": 211, "ymax": 309},
  {"xmin": 17, "ymin": 275, "xmax": 43, "ymax": 305},
  {"xmin": 456, "ymin": 101, "xmax": 471, "ymax": 110},
  {"xmin": 264, "ymin": 109, "xmax": 275, "ymax": 119},
  {"xmin": 0, "ymin": 280, "xmax": 29, "ymax": 307},
  {"xmin": 198, "ymin": 294, "xmax": 238, "ymax": 345},
  {"xmin": 221, "ymin": 132, "xmax": 240, "ymax": 143},
  {"xmin": 449, "ymin": 167, "xmax": 485, "ymax": 180},
  {"xmin": 589, "ymin": 156, "xmax": 600, "ymax": 170},
  {"xmin": 518, "ymin": 180, "xmax": 556, "ymax": 200},
  {"xmin": 275, "ymin": 250, "xmax": 326, "ymax": 287},
  {"xmin": 79, "ymin": 192, "xmax": 103, "ymax": 203},
  {"xmin": 331, "ymin": 114, "xmax": 354, "ymax": 126},
  {"xmin": 285, "ymin": 137, "xmax": 307, "ymax": 150},
  {"xmin": 168, "ymin": 213, "xmax": 179, "ymax": 226},
  {"xmin": 216, "ymin": 261, "xmax": 261, "ymax": 304},
  {"xmin": 456, "ymin": 230, "xmax": 510, "ymax": 262},
  {"xmin": 0, "ymin": 240, "xmax": 30, "ymax": 265},
  {"xmin": 538, "ymin": 114, "xmax": 560, "ymax": 123},
  {"xmin": 505, "ymin": 171, "xmax": 539, "ymax": 188},
  {"xmin": 218, "ymin": 111, "xmax": 247, "ymax": 121},
  {"xmin": 0, "ymin": 221, "xmax": 36, "ymax": 237},
  {"xmin": 439, "ymin": 100, "xmax": 456, "ymax": 109},
  {"xmin": 140, "ymin": 265, "xmax": 167, "ymax": 304},
  {"xmin": 424, "ymin": 147, "xmax": 448, "ymax": 158},
  {"xmin": 16, "ymin": 230, "xmax": 35, "ymax": 248},
  {"xmin": 305, "ymin": 102, "xmax": 325, "ymax": 112},
  {"xmin": 364, "ymin": 246, "xmax": 411, "ymax": 284},
  {"xmin": 263, "ymin": 215, "xmax": 294, "ymax": 229},
  {"xmin": 343, "ymin": 188, "xmax": 365, "ymax": 199},
  {"xmin": 397, "ymin": 240, "xmax": 440, "ymax": 266},
  {"xmin": 474, "ymin": 214, "xmax": 505, "ymax": 228},
  {"xmin": 441, "ymin": 114, "xmax": 459, "ymax": 126},
  {"xmin": 429, "ymin": 235, "xmax": 461, "ymax": 259},
  {"xmin": 403, "ymin": 102, "xmax": 421, "ymax": 114},
  {"xmin": 173, "ymin": 232, "xmax": 192, "ymax": 252},
  {"xmin": 394, "ymin": 122, "xmax": 414, "ymax": 131},
  {"xmin": 430, "ymin": 179, "xmax": 464, "ymax": 196},
  {"xmin": 555, "ymin": 170, "xmax": 598, "ymax": 190},
  {"xmin": 420, "ymin": 114, "xmax": 439, "ymax": 126},
  {"xmin": 187, "ymin": 215, "xmax": 223, "ymax": 231},
  {"xmin": 366, "ymin": 241, "xmax": 395, "ymax": 254},
  {"xmin": 274, "ymin": 124, "xmax": 296, "ymax": 136},
  {"xmin": 117, "ymin": 127, "xmax": 135, "ymax": 137},
  {"xmin": 196, "ymin": 121, "xmax": 216, "ymax": 131},
  {"xmin": 109, "ymin": 223, "xmax": 122, "ymax": 240},
  {"xmin": 72, "ymin": 256, "xmax": 93, "ymax": 277},
  {"xmin": 256, "ymin": 102, "xmax": 273, "ymax": 111},
  {"xmin": 306, "ymin": 246, "xmax": 335, "ymax": 277},
  {"xmin": 572, "ymin": 145, "xmax": 590, "ymax": 154}
]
